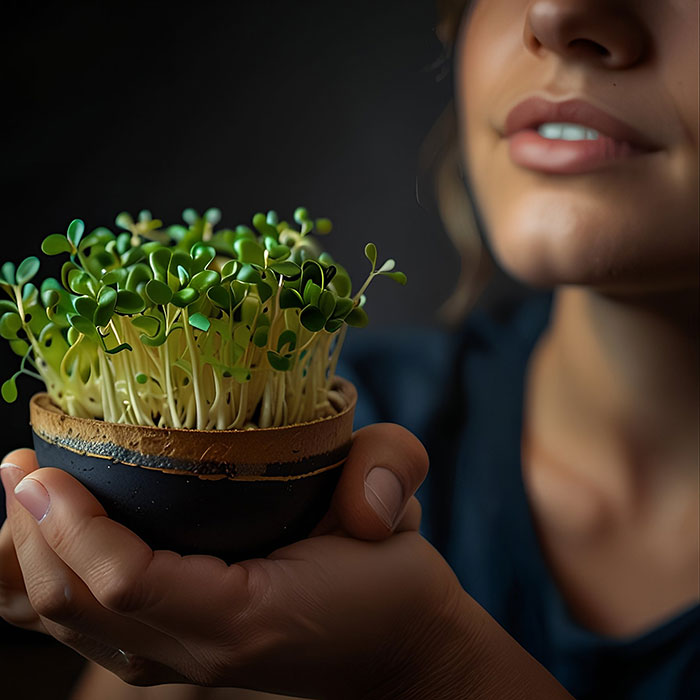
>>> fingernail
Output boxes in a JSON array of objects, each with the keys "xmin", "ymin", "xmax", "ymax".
[
  {"xmin": 14, "ymin": 477, "xmax": 50, "ymax": 522},
  {"xmin": 365, "ymin": 467, "xmax": 404, "ymax": 529},
  {"xmin": 0, "ymin": 462, "xmax": 26, "ymax": 493}
]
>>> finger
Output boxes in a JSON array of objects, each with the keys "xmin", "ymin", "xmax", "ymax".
[
  {"xmin": 1, "ymin": 461, "xmax": 47, "ymax": 632},
  {"xmin": 313, "ymin": 496, "xmax": 423, "ymax": 540},
  {"xmin": 313, "ymin": 423, "xmax": 429, "ymax": 541},
  {"xmin": 2, "ymin": 448, "xmax": 40, "ymax": 473},
  {"xmin": 393, "ymin": 496, "xmax": 422, "ymax": 533},
  {"xmin": 40, "ymin": 616, "xmax": 186, "ymax": 686},
  {"xmin": 7, "ymin": 466, "xmax": 191, "ymax": 671},
  {"xmin": 13, "ymin": 467, "xmax": 251, "ymax": 642},
  {"xmin": 0, "ymin": 515, "xmax": 46, "ymax": 632}
]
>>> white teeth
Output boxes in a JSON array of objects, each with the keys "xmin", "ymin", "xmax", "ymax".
[{"xmin": 537, "ymin": 122, "xmax": 599, "ymax": 140}]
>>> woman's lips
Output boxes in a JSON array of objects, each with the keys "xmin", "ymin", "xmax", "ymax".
[
  {"xmin": 507, "ymin": 129, "xmax": 649, "ymax": 175},
  {"xmin": 503, "ymin": 97, "xmax": 660, "ymax": 175}
]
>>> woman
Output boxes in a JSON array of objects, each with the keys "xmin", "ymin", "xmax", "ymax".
[{"xmin": 1, "ymin": 0, "xmax": 697, "ymax": 698}]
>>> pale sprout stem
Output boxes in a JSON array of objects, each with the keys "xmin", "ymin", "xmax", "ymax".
[
  {"xmin": 352, "ymin": 270, "xmax": 376, "ymax": 305},
  {"xmin": 232, "ymin": 381, "xmax": 248, "ymax": 429},
  {"xmin": 207, "ymin": 365, "xmax": 226, "ymax": 430},
  {"xmin": 273, "ymin": 371, "xmax": 285, "ymax": 426},
  {"xmin": 181, "ymin": 309, "xmax": 207, "ymax": 430},
  {"xmin": 260, "ymin": 379, "xmax": 273, "ymax": 428},
  {"xmin": 161, "ymin": 343, "xmax": 181, "ymax": 428},
  {"xmin": 108, "ymin": 318, "xmax": 148, "ymax": 426},
  {"xmin": 98, "ymin": 351, "xmax": 118, "ymax": 422},
  {"xmin": 184, "ymin": 391, "xmax": 196, "ymax": 429},
  {"xmin": 327, "ymin": 326, "xmax": 346, "ymax": 390}
]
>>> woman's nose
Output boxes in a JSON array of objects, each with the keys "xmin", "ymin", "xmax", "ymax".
[{"xmin": 523, "ymin": 0, "xmax": 647, "ymax": 69}]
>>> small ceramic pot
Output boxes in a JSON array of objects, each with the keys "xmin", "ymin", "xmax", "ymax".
[{"xmin": 29, "ymin": 378, "xmax": 356, "ymax": 562}]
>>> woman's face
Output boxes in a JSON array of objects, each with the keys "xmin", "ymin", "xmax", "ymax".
[{"xmin": 456, "ymin": 0, "xmax": 699, "ymax": 292}]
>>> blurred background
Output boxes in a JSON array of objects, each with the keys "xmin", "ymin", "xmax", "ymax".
[{"xmin": 0, "ymin": 2, "xmax": 528, "ymax": 697}]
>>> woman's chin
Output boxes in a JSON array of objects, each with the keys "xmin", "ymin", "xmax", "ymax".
[
  {"xmin": 482, "ymin": 198, "xmax": 697, "ymax": 293},
  {"xmin": 492, "ymin": 243, "xmax": 699, "ymax": 296}
]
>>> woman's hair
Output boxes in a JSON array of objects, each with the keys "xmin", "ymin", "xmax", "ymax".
[
  {"xmin": 435, "ymin": 0, "xmax": 471, "ymax": 44},
  {"xmin": 424, "ymin": 0, "xmax": 493, "ymax": 324}
]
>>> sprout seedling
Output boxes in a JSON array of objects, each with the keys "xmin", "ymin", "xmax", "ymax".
[{"xmin": 0, "ymin": 208, "xmax": 405, "ymax": 430}]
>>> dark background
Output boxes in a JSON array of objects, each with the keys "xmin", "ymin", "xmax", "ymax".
[{"xmin": 1, "ymin": 1, "xmax": 460, "ymax": 696}]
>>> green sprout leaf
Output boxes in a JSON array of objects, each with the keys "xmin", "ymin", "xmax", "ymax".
[
  {"xmin": 122, "ymin": 247, "xmax": 146, "ymax": 267},
  {"xmin": 1, "ymin": 262, "xmax": 16, "ymax": 286},
  {"xmin": 301, "ymin": 259, "xmax": 324, "ymax": 289},
  {"xmin": 326, "ymin": 262, "xmax": 350, "ymax": 297},
  {"xmin": 382, "ymin": 271, "xmax": 407, "ymax": 285},
  {"xmin": 73, "ymin": 295, "xmax": 98, "ymax": 321},
  {"xmin": 315, "ymin": 218, "xmax": 332, "ymax": 235},
  {"xmin": 177, "ymin": 265, "xmax": 190, "ymax": 287},
  {"xmin": 293, "ymin": 207, "xmax": 309, "ymax": 225},
  {"xmin": 277, "ymin": 330, "xmax": 297, "ymax": 353},
  {"xmin": 324, "ymin": 318, "xmax": 344, "ymax": 333},
  {"xmin": 188, "ymin": 312, "xmax": 211, "ymax": 332},
  {"xmin": 267, "ymin": 351, "xmax": 291, "ymax": 372},
  {"xmin": 145, "ymin": 279, "xmax": 173, "ymax": 305},
  {"xmin": 253, "ymin": 326, "xmax": 269, "ymax": 347},
  {"xmin": 377, "ymin": 259, "xmax": 395, "ymax": 273},
  {"xmin": 256, "ymin": 279, "xmax": 274, "ymax": 303},
  {"xmin": 303, "ymin": 280, "xmax": 322, "ymax": 307},
  {"xmin": 190, "ymin": 244, "xmax": 216, "ymax": 273},
  {"xmin": 207, "ymin": 284, "xmax": 230, "ymax": 310},
  {"xmin": 364, "ymin": 243, "xmax": 377, "ymax": 269},
  {"xmin": 115, "ymin": 290, "xmax": 146, "ymax": 314},
  {"xmin": 148, "ymin": 248, "xmax": 171, "ymax": 280},
  {"xmin": 67, "ymin": 219, "xmax": 85, "ymax": 247},
  {"xmin": 68, "ymin": 314, "xmax": 97, "ymax": 338},
  {"xmin": 16, "ymin": 257, "xmax": 40, "ymax": 286},
  {"xmin": 136, "ymin": 373, "xmax": 148, "ymax": 384},
  {"xmin": 220, "ymin": 260, "xmax": 239, "ymax": 280},
  {"xmin": 269, "ymin": 261, "xmax": 300, "ymax": 278},
  {"xmin": 279, "ymin": 288, "xmax": 304, "ymax": 309},
  {"xmin": 115, "ymin": 212, "xmax": 134, "ymax": 230},
  {"xmin": 190, "ymin": 269, "xmax": 221, "ymax": 293},
  {"xmin": 252, "ymin": 212, "xmax": 279, "ymax": 239},
  {"xmin": 234, "ymin": 239, "xmax": 265, "ymax": 267},
  {"xmin": 182, "ymin": 208, "xmax": 198, "ymax": 225},
  {"xmin": 204, "ymin": 207, "xmax": 222, "ymax": 225},
  {"xmin": 41, "ymin": 234, "xmax": 73, "ymax": 256},
  {"xmin": 95, "ymin": 287, "xmax": 117, "ymax": 327},
  {"xmin": 331, "ymin": 296, "xmax": 354, "ymax": 319},
  {"xmin": 1, "ymin": 376, "xmax": 18, "ymax": 403},
  {"xmin": 345, "ymin": 307, "xmax": 369, "ymax": 328},
  {"xmin": 171, "ymin": 287, "xmax": 199, "ymax": 307},
  {"xmin": 318, "ymin": 290, "xmax": 336, "ymax": 319},
  {"xmin": 79, "ymin": 227, "xmax": 115, "ymax": 251},
  {"xmin": 102, "ymin": 268, "xmax": 128, "ymax": 287},
  {"xmin": 0, "ymin": 313, "xmax": 21, "ymax": 339},
  {"xmin": 300, "ymin": 305, "xmax": 326, "ymax": 332}
]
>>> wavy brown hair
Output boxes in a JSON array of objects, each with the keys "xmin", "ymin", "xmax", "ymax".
[{"xmin": 423, "ymin": 0, "xmax": 493, "ymax": 323}]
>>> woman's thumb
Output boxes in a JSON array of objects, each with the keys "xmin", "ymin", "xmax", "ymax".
[{"xmin": 312, "ymin": 423, "xmax": 429, "ymax": 540}]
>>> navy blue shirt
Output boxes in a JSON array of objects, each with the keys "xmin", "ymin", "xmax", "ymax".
[{"xmin": 340, "ymin": 294, "xmax": 700, "ymax": 700}]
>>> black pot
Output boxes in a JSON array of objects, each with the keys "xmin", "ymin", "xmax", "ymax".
[{"xmin": 30, "ymin": 379, "xmax": 356, "ymax": 562}]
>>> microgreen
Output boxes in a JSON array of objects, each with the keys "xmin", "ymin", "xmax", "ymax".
[{"xmin": 0, "ymin": 208, "xmax": 405, "ymax": 429}]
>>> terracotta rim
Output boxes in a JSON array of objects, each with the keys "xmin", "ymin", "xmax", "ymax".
[{"xmin": 30, "ymin": 377, "xmax": 357, "ymax": 480}]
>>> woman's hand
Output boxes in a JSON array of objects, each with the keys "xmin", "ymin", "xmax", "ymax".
[
  {"xmin": 1, "ymin": 424, "xmax": 574, "ymax": 699},
  {"xmin": 0, "ymin": 424, "xmax": 469, "ymax": 698}
]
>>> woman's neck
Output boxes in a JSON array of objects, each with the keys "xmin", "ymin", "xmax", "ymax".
[{"xmin": 525, "ymin": 285, "xmax": 699, "ymax": 510}]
